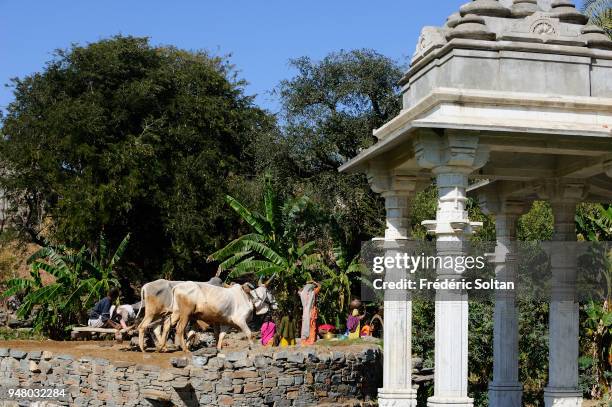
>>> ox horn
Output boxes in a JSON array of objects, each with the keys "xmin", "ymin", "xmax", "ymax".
[{"xmin": 258, "ymin": 276, "xmax": 264, "ymax": 286}]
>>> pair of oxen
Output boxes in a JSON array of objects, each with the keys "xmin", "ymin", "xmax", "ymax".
[{"xmin": 136, "ymin": 277, "xmax": 277, "ymax": 352}]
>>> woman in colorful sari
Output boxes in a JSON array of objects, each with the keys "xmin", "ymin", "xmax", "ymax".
[
  {"xmin": 299, "ymin": 281, "xmax": 321, "ymax": 345},
  {"xmin": 277, "ymin": 315, "xmax": 297, "ymax": 347},
  {"xmin": 260, "ymin": 314, "xmax": 276, "ymax": 346},
  {"xmin": 347, "ymin": 308, "xmax": 366, "ymax": 340}
]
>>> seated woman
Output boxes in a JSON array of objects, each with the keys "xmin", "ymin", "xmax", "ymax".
[
  {"xmin": 360, "ymin": 322, "xmax": 373, "ymax": 337},
  {"xmin": 88, "ymin": 288, "xmax": 121, "ymax": 329},
  {"xmin": 276, "ymin": 314, "xmax": 297, "ymax": 347},
  {"xmin": 260, "ymin": 314, "xmax": 276, "ymax": 346},
  {"xmin": 346, "ymin": 308, "xmax": 366, "ymax": 340}
]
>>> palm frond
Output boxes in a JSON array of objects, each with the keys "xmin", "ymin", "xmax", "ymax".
[
  {"xmin": 226, "ymin": 195, "xmax": 268, "ymax": 235},
  {"xmin": 31, "ymin": 261, "xmax": 66, "ymax": 280},
  {"xmin": 254, "ymin": 266, "xmax": 284, "ymax": 278},
  {"xmin": 232, "ymin": 260, "xmax": 282, "ymax": 275},
  {"xmin": 98, "ymin": 233, "xmax": 108, "ymax": 267},
  {"xmin": 263, "ymin": 174, "xmax": 280, "ymax": 233},
  {"xmin": 1, "ymin": 278, "xmax": 36, "ymax": 298},
  {"xmin": 297, "ymin": 241, "xmax": 317, "ymax": 256},
  {"xmin": 598, "ymin": 205, "xmax": 612, "ymax": 228},
  {"xmin": 17, "ymin": 283, "xmax": 64, "ymax": 318},
  {"xmin": 346, "ymin": 259, "xmax": 367, "ymax": 274},
  {"xmin": 301, "ymin": 253, "xmax": 322, "ymax": 270},
  {"xmin": 83, "ymin": 280, "xmax": 106, "ymax": 307},
  {"xmin": 110, "ymin": 233, "xmax": 131, "ymax": 268},
  {"xmin": 583, "ymin": 0, "xmax": 612, "ymax": 37},
  {"xmin": 218, "ymin": 251, "xmax": 252, "ymax": 273},
  {"xmin": 27, "ymin": 246, "xmax": 55, "ymax": 264},
  {"xmin": 329, "ymin": 216, "xmax": 349, "ymax": 268},
  {"xmin": 62, "ymin": 278, "xmax": 95, "ymax": 310},
  {"xmin": 237, "ymin": 240, "xmax": 287, "ymax": 267},
  {"xmin": 208, "ymin": 233, "xmax": 263, "ymax": 262},
  {"xmin": 46, "ymin": 250, "xmax": 71, "ymax": 276}
]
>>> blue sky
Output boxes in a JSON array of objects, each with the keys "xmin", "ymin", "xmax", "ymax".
[{"xmin": 0, "ymin": 1, "xmax": 583, "ymax": 113}]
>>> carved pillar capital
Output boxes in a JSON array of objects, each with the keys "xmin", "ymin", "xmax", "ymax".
[
  {"xmin": 534, "ymin": 180, "xmax": 588, "ymax": 204},
  {"xmin": 366, "ymin": 167, "xmax": 427, "ymax": 196},
  {"xmin": 479, "ymin": 193, "xmax": 526, "ymax": 219},
  {"xmin": 534, "ymin": 180, "xmax": 585, "ymax": 242},
  {"xmin": 413, "ymin": 130, "xmax": 490, "ymax": 174},
  {"xmin": 414, "ymin": 130, "xmax": 490, "ymax": 238}
]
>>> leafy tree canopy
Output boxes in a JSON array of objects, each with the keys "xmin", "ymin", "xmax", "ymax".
[
  {"xmin": 267, "ymin": 49, "xmax": 405, "ymax": 251},
  {"xmin": 0, "ymin": 36, "xmax": 272, "ymax": 279},
  {"xmin": 278, "ymin": 49, "xmax": 403, "ymax": 174}
]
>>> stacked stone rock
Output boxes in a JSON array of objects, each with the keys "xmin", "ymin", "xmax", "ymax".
[{"xmin": 0, "ymin": 346, "xmax": 383, "ymax": 406}]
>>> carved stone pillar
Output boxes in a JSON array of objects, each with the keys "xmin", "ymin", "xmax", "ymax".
[
  {"xmin": 542, "ymin": 183, "xmax": 585, "ymax": 407},
  {"xmin": 488, "ymin": 200, "xmax": 524, "ymax": 407},
  {"xmin": 368, "ymin": 169, "xmax": 422, "ymax": 407},
  {"xmin": 415, "ymin": 131, "xmax": 489, "ymax": 407}
]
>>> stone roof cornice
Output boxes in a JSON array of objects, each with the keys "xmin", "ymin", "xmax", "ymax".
[{"xmin": 401, "ymin": 37, "xmax": 612, "ymax": 86}]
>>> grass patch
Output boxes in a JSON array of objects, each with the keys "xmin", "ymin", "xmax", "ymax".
[{"xmin": 0, "ymin": 327, "xmax": 45, "ymax": 341}]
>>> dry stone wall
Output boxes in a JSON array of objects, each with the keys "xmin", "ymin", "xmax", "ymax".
[{"xmin": 0, "ymin": 345, "xmax": 382, "ymax": 406}]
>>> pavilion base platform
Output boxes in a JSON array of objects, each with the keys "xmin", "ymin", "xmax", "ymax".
[
  {"xmin": 378, "ymin": 388, "xmax": 418, "ymax": 407},
  {"xmin": 427, "ymin": 396, "xmax": 474, "ymax": 407},
  {"xmin": 488, "ymin": 383, "xmax": 522, "ymax": 407},
  {"xmin": 544, "ymin": 387, "xmax": 583, "ymax": 407}
]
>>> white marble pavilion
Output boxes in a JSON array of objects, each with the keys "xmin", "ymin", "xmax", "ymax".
[{"xmin": 339, "ymin": 0, "xmax": 612, "ymax": 406}]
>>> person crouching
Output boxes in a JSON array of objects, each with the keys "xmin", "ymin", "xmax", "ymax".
[{"xmin": 88, "ymin": 287, "xmax": 121, "ymax": 329}]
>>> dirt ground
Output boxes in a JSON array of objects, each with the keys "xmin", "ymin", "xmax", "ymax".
[
  {"xmin": 0, "ymin": 339, "xmax": 179, "ymax": 367},
  {"xmin": 0, "ymin": 335, "xmax": 381, "ymax": 368}
]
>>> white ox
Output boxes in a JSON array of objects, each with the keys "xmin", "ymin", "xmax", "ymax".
[
  {"xmin": 160, "ymin": 279, "xmax": 277, "ymax": 351},
  {"xmin": 136, "ymin": 277, "xmax": 224, "ymax": 352}
]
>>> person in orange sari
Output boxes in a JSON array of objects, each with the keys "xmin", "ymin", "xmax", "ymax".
[{"xmin": 299, "ymin": 281, "xmax": 320, "ymax": 345}]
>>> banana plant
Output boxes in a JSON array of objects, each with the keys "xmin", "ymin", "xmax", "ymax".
[
  {"xmin": 209, "ymin": 174, "xmax": 323, "ymax": 309},
  {"xmin": 318, "ymin": 216, "xmax": 366, "ymax": 328},
  {"xmin": 79, "ymin": 233, "xmax": 129, "ymax": 306},
  {"xmin": 1, "ymin": 233, "xmax": 129, "ymax": 338}
]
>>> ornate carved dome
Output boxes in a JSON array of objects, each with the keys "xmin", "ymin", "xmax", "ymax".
[{"xmin": 411, "ymin": 0, "xmax": 611, "ymax": 64}]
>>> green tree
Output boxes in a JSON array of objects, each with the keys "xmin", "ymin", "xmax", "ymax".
[
  {"xmin": 269, "ymin": 49, "xmax": 405, "ymax": 253},
  {"xmin": 1, "ymin": 233, "xmax": 129, "ymax": 338},
  {"xmin": 576, "ymin": 204, "xmax": 612, "ymax": 241},
  {"xmin": 0, "ymin": 36, "xmax": 271, "ymax": 280},
  {"xmin": 577, "ymin": 204, "xmax": 612, "ymax": 398}
]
